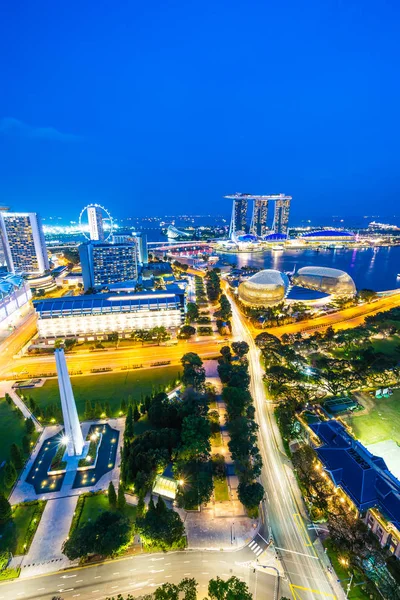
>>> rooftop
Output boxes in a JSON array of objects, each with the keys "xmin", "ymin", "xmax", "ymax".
[
  {"xmin": 302, "ymin": 229, "xmax": 355, "ymax": 238},
  {"xmin": 310, "ymin": 420, "xmax": 400, "ymax": 530}
]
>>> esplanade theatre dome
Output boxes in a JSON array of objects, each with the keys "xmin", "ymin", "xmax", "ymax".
[
  {"xmin": 238, "ymin": 269, "xmax": 289, "ymax": 306},
  {"xmin": 293, "ymin": 267, "xmax": 356, "ymax": 296}
]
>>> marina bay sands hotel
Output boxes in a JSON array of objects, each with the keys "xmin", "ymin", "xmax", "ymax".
[{"xmin": 225, "ymin": 193, "xmax": 292, "ymax": 240}]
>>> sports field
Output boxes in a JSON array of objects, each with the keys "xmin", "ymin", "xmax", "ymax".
[
  {"xmin": 344, "ymin": 389, "xmax": 400, "ymax": 446},
  {"xmin": 26, "ymin": 366, "xmax": 180, "ymax": 419}
]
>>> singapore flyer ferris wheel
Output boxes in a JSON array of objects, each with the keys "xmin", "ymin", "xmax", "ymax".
[{"xmin": 79, "ymin": 203, "xmax": 114, "ymax": 242}]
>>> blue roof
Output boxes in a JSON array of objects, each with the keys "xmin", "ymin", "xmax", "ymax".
[
  {"xmin": 302, "ymin": 229, "xmax": 355, "ymax": 238},
  {"xmin": 237, "ymin": 234, "xmax": 258, "ymax": 242},
  {"xmin": 263, "ymin": 233, "xmax": 287, "ymax": 241},
  {"xmin": 310, "ymin": 420, "xmax": 400, "ymax": 528},
  {"xmin": 34, "ymin": 291, "xmax": 184, "ymax": 319}
]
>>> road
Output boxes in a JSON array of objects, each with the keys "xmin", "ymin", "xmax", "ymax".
[
  {"xmin": 0, "ymin": 548, "xmax": 284, "ymax": 600},
  {"xmin": 0, "ymin": 338, "xmax": 221, "ymax": 379},
  {"xmin": 228, "ymin": 288, "xmax": 341, "ymax": 600}
]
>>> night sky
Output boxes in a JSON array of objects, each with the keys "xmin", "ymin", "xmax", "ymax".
[{"xmin": 0, "ymin": 1, "xmax": 399, "ymax": 221}]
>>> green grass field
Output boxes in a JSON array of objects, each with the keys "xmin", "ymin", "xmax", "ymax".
[
  {"xmin": 213, "ymin": 477, "xmax": 230, "ymax": 502},
  {"xmin": 345, "ymin": 389, "xmax": 400, "ymax": 445},
  {"xmin": 0, "ymin": 399, "xmax": 28, "ymax": 466},
  {"xmin": 371, "ymin": 335, "xmax": 400, "ymax": 357},
  {"xmin": 77, "ymin": 493, "xmax": 136, "ymax": 528},
  {"xmin": 25, "ymin": 366, "xmax": 180, "ymax": 419},
  {"xmin": 0, "ymin": 398, "xmax": 39, "ymax": 494},
  {"xmin": 0, "ymin": 502, "xmax": 44, "ymax": 555}
]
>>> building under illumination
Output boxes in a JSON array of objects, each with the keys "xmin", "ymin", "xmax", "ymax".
[
  {"xmin": 33, "ymin": 290, "xmax": 185, "ymax": 341},
  {"xmin": 225, "ymin": 193, "xmax": 292, "ymax": 241},
  {"xmin": 79, "ymin": 242, "xmax": 138, "ymax": 291},
  {"xmin": 272, "ymin": 194, "xmax": 291, "ymax": 235},
  {"xmin": 0, "ymin": 273, "xmax": 32, "ymax": 331},
  {"xmin": 250, "ymin": 199, "xmax": 269, "ymax": 236},
  {"xmin": 88, "ymin": 205, "xmax": 105, "ymax": 241},
  {"xmin": 0, "ymin": 212, "xmax": 49, "ymax": 275}
]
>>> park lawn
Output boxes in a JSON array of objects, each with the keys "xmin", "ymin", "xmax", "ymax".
[
  {"xmin": 213, "ymin": 477, "xmax": 230, "ymax": 502},
  {"xmin": 323, "ymin": 539, "xmax": 369, "ymax": 599},
  {"xmin": 344, "ymin": 389, "xmax": 400, "ymax": 445},
  {"xmin": 0, "ymin": 398, "xmax": 39, "ymax": 494},
  {"xmin": 26, "ymin": 366, "xmax": 180, "ymax": 420},
  {"xmin": 371, "ymin": 335, "xmax": 400, "ymax": 357},
  {"xmin": 0, "ymin": 501, "xmax": 44, "ymax": 556},
  {"xmin": 133, "ymin": 415, "xmax": 155, "ymax": 436},
  {"xmin": 77, "ymin": 493, "xmax": 136, "ymax": 529}
]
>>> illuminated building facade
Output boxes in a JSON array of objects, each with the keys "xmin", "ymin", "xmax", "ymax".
[
  {"xmin": 225, "ymin": 193, "xmax": 292, "ymax": 240},
  {"xmin": 272, "ymin": 194, "xmax": 291, "ymax": 235},
  {"xmin": 34, "ymin": 291, "xmax": 185, "ymax": 341},
  {"xmin": 293, "ymin": 266, "xmax": 356, "ymax": 296},
  {"xmin": 79, "ymin": 242, "xmax": 138, "ymax": 290},
  {"xmin": 0, "ymin": 212, "xmax": 49, "ymax": 275},
  {"xmin": 0, "ymin": 274, "xmax": 32, "ymax": 330},
  {"xmin": 250, "ymin": 199, "xmax": 269, "ymax": 236},
  {"xmin": 88, "ymin": 205, "xmax": 105, "ymax": 241},
  {"xmin": 227, "ymin": 195, "xmax": 248, "ymax": 237},
  {"xmin": 238, "ymin": 269, "xmax": 289, "ymax": 306}
]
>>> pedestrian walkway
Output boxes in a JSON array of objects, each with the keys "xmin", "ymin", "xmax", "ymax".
[
  {"xmin": 0, "ymin": 381, "xmax": 43, "ymax": 431},
  {"xmin": 18, "ymin": 495, "xmax": 79, "ymax": 578},
  {"xmin": 248, "ymin": 539, "xmax": 265, "ymax": 557}
]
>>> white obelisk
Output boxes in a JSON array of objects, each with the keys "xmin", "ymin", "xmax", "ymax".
[{"xmin": 55, "ymin": 348, "xmax": 85, "ymax": 456}]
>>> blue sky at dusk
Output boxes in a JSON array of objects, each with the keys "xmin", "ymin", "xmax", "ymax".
[{"xmin": 0, "ymin": 0, "xmax": 399, "ymax": 221}]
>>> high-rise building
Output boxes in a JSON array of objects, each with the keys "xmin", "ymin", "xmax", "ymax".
[
  {"xmin": 133, "ymin": 232, "xmax": 148, "ymax": 266},
  {"xmin": 79, "ymin": 242, "xmax": 138, "ymax": 290},
  {"xmin": 250, "ymin": 199, "xmax": 269, "ymax": 236},
  {"xmin": 225, "ymin": 194, "xmax": 249, "ymax": 238},
  {"xmin": 272, "ymin": 194, "xmax": 291, "ymax": 235},
  {"xmin": 88, "ymin": 205, "xmax": 105, "ymax": 241},
  {"xmin": 0, "ymin": 212, "xmax": 49, "ymax": 275}
]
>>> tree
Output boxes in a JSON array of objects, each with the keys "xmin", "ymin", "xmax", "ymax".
[
  {"xmin": 178, "ymin": 325, "xmax": 196, "ymax": 339},
  {"xmin": 105, "ymin": 401, "xmax": 112, "ymax": 418},
  {"xmin": 64, "ymin": 511, "xmax": 131, "ymax": 559},
  {"xmin": 84, "ymin": 399, "xmax": 94, "ymax": 420},
  {"xmin": 136, "ymin": 498, "xmax": 185, "ymax": 550},
  {"xmin": 238, "ymin": 481, "xmax": 264, "ymax": 510},
  {"xmin": 120, "ymin": 398, "xmax": 127, "ymax": 415},
  {"xmin": 133, "ymin": 406, "xmax": 141, "ymax": 422},
  {"xmin": 108, "ymin": 481, "xmax": 117, "ymax": 509},
  {"xmin": 151, "ymin": 326, "xmax": 170, "ymax": 345},
  {"xmin": 64, "ymin": 337, "xmax": 77, "ymax": 351},
  {"xmin": 0, "ymin": 493, "xmax": 12, "ymax": 524},
  {"xmin": 4, "ymin": 393, "xmax": 12, "ymax": 405},
  {"xmin": 124, "ymin": 404, "xmax": 134, "ymax": 439},
  {"xmin": 29, "ymin": 396, "xmax": 37, "ymax": 413},
  {"xmin": 186, "ymin": 302, "xmax": 199, "ymax": 322},
  {"xmin": 10, "ymin": 443, "xmax": 24, "ymax": 469},
  {"xmin": 231, "ymin": 341, "xmax": 249, "ymax": 358},
  {"xmin": 208, "ymin": 576, "xmax": 253, "ymax": 600},
  {"xmin": 181, "ymin": 353, "xmax": 206, "ymax": 390},
  {"xmin": 180, "ymin": 415, "xmax": 211, "ymax": 461},
  {"xmin": 22, "ymin": 435, "xmax": 31, "ymax": 454},
  {"xmin": 117, "ymin": 485, "xmax": 127, "ymax": 511},
  {"xmin": 219, "ymin": 345, "xmax": 232, "ymax": 363},
  {"xmin": 3, "ymin": 462, "xmax": 17, "ymax": 488},
  {"xmin": 108, "ymin": 331, "xmax": 119, "ymax": 343},
  {"xmin": 25, "ymin": 418, "xmax": 35, "ymax": 435},
  {"xmin": 94, "ymin": 401, "xmax": 103, "ymax": 419}
]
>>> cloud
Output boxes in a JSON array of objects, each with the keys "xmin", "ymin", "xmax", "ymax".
[{"xmin": 0, "ymin": 117, "xmax": 83, "ymax": 142}]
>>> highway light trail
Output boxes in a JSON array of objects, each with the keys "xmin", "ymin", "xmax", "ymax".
[{"xmin": 227, "ymin": 285, "xmax": 340, "ymax": 600}]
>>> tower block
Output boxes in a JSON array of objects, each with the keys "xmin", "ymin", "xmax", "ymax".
[{"xmin": 55, "ymin": 348, "xmax": 85, "ymax": 456}]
